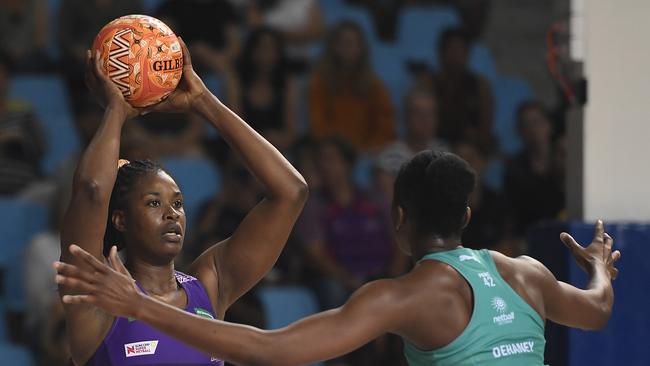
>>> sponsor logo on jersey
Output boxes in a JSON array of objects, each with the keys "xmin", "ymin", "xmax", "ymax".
[
  {"xmin": 491, "ymin": 296, "xmax": 515, "ymax": 325},
  {"xmin": 124, "ymin": 340, "xmax": 159, "ymax": 357},
  {"xmin": 492, "ymin": 341, "xmax": 535, "ymax": 358},
  {"xmin": 195, "ymin": 307, "xmax": 215, "ymax": 319},
  {"xmin": 459, "ymin": 254, "xmax": 479, "ymax": 263}
]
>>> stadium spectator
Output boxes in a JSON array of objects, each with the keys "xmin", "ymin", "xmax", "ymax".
[
  {"xmin": 225, "ymin": 27, "xmax": 298, "ymax": 150},
  {"xmin": 24, "ymin": 183, "xmax": 69, "ymax": 364},
  {"xmin": 374, "ymin": 86, "xmax": 449, "ymax": 203},
  {"xmin": 0, "ymin": 55, "xmax": 45, "ymax": 194},
  {"xmin": 454, "ymin": 140, "xmax": 517, "ymax": 254},
  {"xmin": 157, "ymin": 0, "xmax": 241, "ymax": 73},
  {"xmin": 309, "ymin": 21, "xmax": 395, "ymax": 152},
  {"xmin": 504, "ymin": 101, "xmax": 565, "ymax": 236},
  {"xmin": 0, "ymin": 0, "xmax": 52, "ymax": 72},
  {"xmin": 58, "ymin": 0, "xmax": 143, "ymax": 107},
  {"xmin": 244, "ymin": 0, "xmax": 325, "ymax": 71},
  {"xmin": 296, "ymin": 137, "xmax": 404, "ymax": 310},
  {"xmin": 430, "ymin": 27, "xmax": 494, "ymax": 148}
]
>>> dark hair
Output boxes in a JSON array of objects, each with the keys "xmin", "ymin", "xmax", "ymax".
[
  {"xmin": 393, "ymin": 150, "xmax": 476, "ymax": 237},
  {"xmin": 238, "ymin": 26, "xmax": 288, "ymax": 90},
  {"xmin": 103, "ymin": 159, "xmax": 165, "ymax": 255},
  {"xmin": 438, "ymin": 27, "xmax": 471, "ymax": 55},
  {"xmin": 318, "ymin": 136, "xmax": 357, "ymax": 167},
  {"xmin": 516, "ymin": 100, "xmax": 547, "ymax": 131}
]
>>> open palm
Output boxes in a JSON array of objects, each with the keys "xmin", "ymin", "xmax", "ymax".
[{"xmin": 561, "ymin": 220, "xmax": 621, "ymax": 280}]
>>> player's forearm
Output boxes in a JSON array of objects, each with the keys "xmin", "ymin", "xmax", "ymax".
[
  {"xmin": 72, "ymin": 104, "xmax": 126, "ymax": 197},
  {"xmin": 194, "ymin": 93, "xmax": 307, "ymax": 201},
  {"xmin": 135, "ymin": 294, "xmax": 280, "ymax": 366}
]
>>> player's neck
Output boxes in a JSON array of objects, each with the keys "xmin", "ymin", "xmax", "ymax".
[
  {"xmin": 126, "ymin": 256, "xmax": 178, "ymax": 296},
  {"xmin": 412, "ymin": 235, "xmax": 463, "ymax": 260}
]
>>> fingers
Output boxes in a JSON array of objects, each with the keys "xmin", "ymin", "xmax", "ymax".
[
  {"xmin": 55, "ymin": 273, "xmax": 96, "ymax": 294},
  {"xmin": 560, "ymin": 232, "xmax": 583, "ymax": 252},
  {"xmin": 178, "ymin": 37, "xmax": 192, "ymax": 67},
  {"xmin": 593, "ymin": 219, "xmax": 605, "ymax": 243},
  {"xmin": 62, "ymin": 294, "xmax": 96, "ymax": 305},
  {"xmin": 94, "ymin": 50, "xmax": 109, "ymax": 82},
  {"xmin": 69, "ymin": 244, "xmax": 108, "ymax": 273},
  {"xmin": 108, "ymin": 246, "xmax": 130, "ymax": 276},
  {"xmin": 53, "ymin": 261, "xmax": 96, "ymax": 284},
  {"xmin": 604, "ymin": 232, "xmax": 613, "ymax": 251},
  {"xmin": 612, "ymin": 250, "xmax": 621, "ymax": 262}
]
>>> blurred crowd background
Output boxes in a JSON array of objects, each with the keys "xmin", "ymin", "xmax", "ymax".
[{"xmin": 0, "ymin": 0, "xmax": 573, "ymax": 364}]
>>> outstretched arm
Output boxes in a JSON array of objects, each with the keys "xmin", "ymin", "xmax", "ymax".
[
  {"xmin": 55, "ymin": 245, "xmax": 402, "ymax": 366},
  {"xmin": 146, "ymin": 38, "xmax": 308, "ymax": 315},
  {"xmin": 59, "ymin": 50, "xmax": 142, "ymax": 364},
  {"xmin": 522, "ymin": 220, "xmax": 620, "ymax": 330}
]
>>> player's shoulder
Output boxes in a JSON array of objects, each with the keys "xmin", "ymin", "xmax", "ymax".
[{"xmin": 489, "ymin": 250, "xmax": 554, "ymax": 284}]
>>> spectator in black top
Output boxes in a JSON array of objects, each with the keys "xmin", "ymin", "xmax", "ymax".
[
  {"xmin": 504, "ymin": 101, "xmax": 565, "ymax": 236},
  {"xmin": 157, "ymin": 0, "xmax": 241, "ymax": 73},
  {"xmin": 0, "ymin": 53, "xmax": 45, "ymax": 194},
  {"xmin": 430, "ymin": 27, "xmax": 493, "ymax": 149},
  {"xmin": 454, "ymin": 140, "xmax": 514, "ymax": 254},
  {"xmin": 225, "ymin": 27, "xmax": 298, "ymax": 150}
]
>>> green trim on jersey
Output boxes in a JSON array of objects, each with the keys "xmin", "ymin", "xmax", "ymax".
[{"xmin": 402, "ymin": 248, "xmax": 546, "ymax": 366}]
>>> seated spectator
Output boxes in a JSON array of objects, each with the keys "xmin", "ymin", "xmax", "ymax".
[
  {"xmin": 374, "ymin": 86, "xmax": 449, "ymax": 203},
  {"xmin": 0, "ymin": 0, "xmax": 52, "ymax": 72},
  {"xmin": 504, "ymin": 101, "xmax": 565, "ymax": 236},
  {"xmin": 225, "ymin": 27, "xmax": 298, "ymax": 150},
  {"xmin": 454, "ymin": 140, "xmax": 517, "ymax": 254},
  {"xmin": 429, "ymin": 27, "xmax": 494, "ymax": 148},
  {"xmin": 296, "ymin": 137, "xmax": 405, "ymax": 310},
  {"xmin": 136, "ymin": 112, "xmax": 204, "ymax": 158},
  {"xmin": 58, "ymin": 0, "xmax": 143, "ymax": 107},
  {"xmin": 309, "ymin": 21, "xmax": 395, "ymax": 152},
  {"xmin": 245, "ymin": 0, "xmax": 325, "ymax": 71},
  {"xmin": 24, "ymin": 182, "xmax": 70, "ymax": 365},
  {"xmin": 157, "ymin": 0, "xmax": 241, "ymax": 73},
  {"xmin": 0, "ymin": 55, "xmax": 45, "ymax": 194}
]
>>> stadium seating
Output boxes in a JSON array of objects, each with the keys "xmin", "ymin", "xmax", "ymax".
[
  {"xmin": 469, "ymin": 42, "xmax": 498, "ymax": 83},
  {"xmin": 491, "ymin": 76, "xmax": 533, "ymax": 155},
  {"xmin": 258, "ymin": 286, "xmax": 323, "ymax": 365},
  {"xmin": 371, "ymin": 43, "xmax": 412, "ymax": 133},
  {"xmin": 319, "ymin": 0, "xmax": 348, "ymax": 25},
  {"xmin": 160, "ymin": 157, "xmax": 221, "ymax": 228},
  {"xmin": 0, "ymin": 199, "xmax": 48, "ymax": 312},
  {"xmin": 396, "ymin": 6, "xmax": 460, "ymax": 71},
  {"xmin": 9, "ymin": 75, "xmax": 80, "ymax": 174},
  {"xmin": 0, "ymin": 342, "xmax": 34, "ymax": 365}
]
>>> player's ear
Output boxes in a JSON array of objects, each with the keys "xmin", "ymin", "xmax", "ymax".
[
  {"xmin": 461, "ymin": 207, "xmax": 471, "ymax": 229},
  {"xmin": 112, "ymin": 210, "xmax": 126, "ymax": 233}
]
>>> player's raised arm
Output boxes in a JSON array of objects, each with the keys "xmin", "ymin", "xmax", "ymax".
[
  {"xmin": 59, "ymin": 50, "xmax": 143, "ymax": 364},
  {"xmin": 147, "ymin": 38, "xmax": 308, "ymax": 315},
  {"xmin": 55, "ymin": 245, "xmax": 402, "ymax": 366},
  {"xmin": 522, "ymin": 220, "xmax": 620, "ymax": 330}
]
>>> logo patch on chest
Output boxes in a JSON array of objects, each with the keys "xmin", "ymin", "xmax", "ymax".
[{"xmin": 124, "ymin": 340, "xmax": 159, "ymax": 357}]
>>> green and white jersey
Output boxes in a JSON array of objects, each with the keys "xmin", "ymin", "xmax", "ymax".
[{"xmin": 403, "ymin": 248, "xmax": 546, "ymax": 366}]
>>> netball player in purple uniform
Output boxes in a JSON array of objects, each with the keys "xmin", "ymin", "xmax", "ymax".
[{"xmin": 59, "ymin": 38, "xmax": 307, "ymax": 365}]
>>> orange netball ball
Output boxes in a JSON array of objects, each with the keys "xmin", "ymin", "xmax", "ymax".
[{"xmin": 92, "ymin": 15, "xmax": 183, "ymax": 107}]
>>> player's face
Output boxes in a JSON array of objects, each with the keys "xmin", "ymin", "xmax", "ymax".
[{"xmin": 121, "ymin": 171, "xmax": 186, "ymax": 263}]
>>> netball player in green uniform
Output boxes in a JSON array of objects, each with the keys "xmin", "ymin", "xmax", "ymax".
[{"xmin": 55, "ymin": 151, "xmax": 620, "ymax": 365}]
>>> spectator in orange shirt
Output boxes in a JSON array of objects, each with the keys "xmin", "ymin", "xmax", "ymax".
[{"xmin": 308, "ymin": 21, "xmax": 395, "ymax": 152}]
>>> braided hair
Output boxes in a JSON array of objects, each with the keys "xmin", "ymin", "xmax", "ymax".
[
  {"xmin": 393, "ymin": 150, "xmax": 476, "ymax": 238},
  {"xmin": 103, "ymin": 159, "xmax": 165, "ymax": 255}
]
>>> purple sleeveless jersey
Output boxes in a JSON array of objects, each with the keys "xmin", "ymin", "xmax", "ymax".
[{"xmin": 87, "ymin": 271, "xmax": 224, "ymax": 366}]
